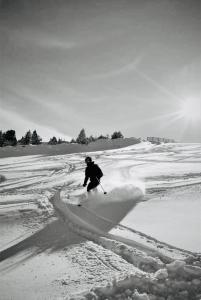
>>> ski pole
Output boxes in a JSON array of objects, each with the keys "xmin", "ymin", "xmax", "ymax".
[{"xmin": 96, "ymin": 177, "xmax": 107, "ymax": 194}]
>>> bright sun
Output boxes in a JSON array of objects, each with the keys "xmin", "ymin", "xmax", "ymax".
[{"xmin": 178, "ymin": 98, "xmax": 201, "ymax": 123}]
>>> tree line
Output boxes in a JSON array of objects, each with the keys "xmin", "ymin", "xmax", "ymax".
[
  {"xmin": 0, "ymin": 128, "xmax": 124, "ymax": 147},
  {"xmin": 69, "ymin": 128, "xmax": 124, "ymax": 145},
  {"xmin": 0, "ymin": 130, "xmax": 42, "ymax": 147}
]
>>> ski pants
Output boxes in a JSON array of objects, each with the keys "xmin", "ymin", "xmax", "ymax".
[{"xmin": 87, "ymin": 178, "xmax": 99, "ymax": 192}]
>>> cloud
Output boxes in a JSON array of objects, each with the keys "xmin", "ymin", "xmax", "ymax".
[
  {"xmin": 85, "ymin": 55, "xmax": 143, "ymax": 80},
  {"xmin": 1, "ymin": 25, "xmax": 77, "ymax": 50},
  {"xmin": 0, "ymin": 107, "xmax": 71, "ymax": 141},
  {"xmin": 0, "ymin": 80, "xmax": 80, "ymax": 136},
  {"xmin": 1, "ymin": 0, "xmax": 200, "ymax": 142},
  {"xmin": 23, "ymin": 31, "xmax": 76, "ymax": 50}
]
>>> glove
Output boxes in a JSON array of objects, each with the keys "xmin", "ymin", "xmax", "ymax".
[{"xmin": 83, "ymin": 183, "xmax": 86, "ymax": 187}]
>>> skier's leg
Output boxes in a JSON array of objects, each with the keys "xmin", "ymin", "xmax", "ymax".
[
  {"xmin": 87, "ymin": 180, "xmax": 99, "ymax": 192},
  {"xmin": 87, "ymin": 182, "xmax": 93, "ymax": 192}
]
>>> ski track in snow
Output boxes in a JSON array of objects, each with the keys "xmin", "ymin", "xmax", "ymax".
[{"xmin": 0, "ymin": 142, "xmax": 201, "ymax": 299}]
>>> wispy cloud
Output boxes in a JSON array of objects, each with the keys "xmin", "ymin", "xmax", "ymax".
[
  {"xmin": 2, "ymin": 27, "xmax": 77, "ymax": 50},
  {"xmin": 1, "ymin": 0, "xmax": 200, "ymax": 142},
  {"xmin": 0, "ymin": 107, "xmax": 71, "ymax": 141},
  {"xmin": 0, "ymin": 82, "xmax": 80, "ymax": 135},
  {"xmin": 135, "ymin": 68, "xmax": 184, "ymax": 103},
  {"xmin": 85, "ymin": 55, "xmax": 143, "ymax": 80}
]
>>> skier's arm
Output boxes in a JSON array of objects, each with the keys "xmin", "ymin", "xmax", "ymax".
[
  {"xmin": 83, "ymin": 169, "xmax": 89, "ymax": 186},
  {"xmin": 96, "ymin": 165, "xmax": 103, "ymax": 179}
]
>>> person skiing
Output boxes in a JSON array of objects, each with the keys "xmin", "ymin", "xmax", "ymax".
[{"xmin": 83, "ymin": 156, "xmax": 103, "ymax": 192}]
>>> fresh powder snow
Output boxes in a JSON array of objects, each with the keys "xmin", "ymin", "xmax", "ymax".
[{"xmin": 0, "ymin": 142, "xmax": 201, "ymax": 299}]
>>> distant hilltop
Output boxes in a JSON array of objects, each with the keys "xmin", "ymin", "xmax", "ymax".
[
  {"xmin": 147, "ymin": 137, "xmax": 175, "ymax": 144},
  {"xmin": 0, "ymin": 137, "xmax": 140, "ymax": 158}
]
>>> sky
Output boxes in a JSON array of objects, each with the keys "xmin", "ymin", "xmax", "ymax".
[{"xmin": 0, "ymin": 0, "xmax": 200, "ymax": 142}]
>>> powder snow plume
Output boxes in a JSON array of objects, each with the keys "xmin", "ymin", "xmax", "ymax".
[{"xmin": 86, "ymin": 184, "xmax": 144, "ymax": 206}]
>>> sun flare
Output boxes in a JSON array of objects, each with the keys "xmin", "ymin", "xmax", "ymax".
[{"xmin": 178, "ymin": 98, "xmax": 201, "ymax": 123}]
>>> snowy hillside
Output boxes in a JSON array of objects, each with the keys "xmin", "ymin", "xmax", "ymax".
[{"xmin": 0, "ymin": 142, "xmax": 201, "ymax": 300}]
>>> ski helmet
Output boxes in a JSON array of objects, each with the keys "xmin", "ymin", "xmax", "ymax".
[{"xmin": 85, "ymin": 156, "xmax": 92, "ymax": 163}]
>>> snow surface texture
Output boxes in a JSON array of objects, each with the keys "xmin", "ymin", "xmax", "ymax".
[
  {"xmin": 0, "ymin": 142, "xmax": 201, "ymax": 299},
  {"xmin": 52, "ymin": 191, "xmax": 201, "ymax": 300},
  {"xmin": 0, "ymin": 174, "xmax": 6, "ymax": 183}
]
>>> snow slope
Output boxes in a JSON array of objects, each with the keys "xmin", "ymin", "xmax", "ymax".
[{"xmin": 0, "ymin": 142, "xmax": 201, "ymax": 299}]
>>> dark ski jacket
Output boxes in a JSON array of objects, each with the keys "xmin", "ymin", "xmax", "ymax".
[{"xmin": 84, "ymin": 162, "xmax": 103, "ymax": 185}]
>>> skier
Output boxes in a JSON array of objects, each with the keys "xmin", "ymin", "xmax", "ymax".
[{"xmin": 83, "ymin": 156, "xmax": 103, "ymax": 192}]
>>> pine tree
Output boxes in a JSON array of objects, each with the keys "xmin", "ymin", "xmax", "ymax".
[
  {"xmin": 31, "ymin": 130, "xmax": 42, "ymax": 145},
  {"xmin": 48, "ymin": 136, "xmax": 57, "ymax": 145},
  {"xmin": 18, "ymin": 136, "xmax": 25, "ymax": 145},
  {"xmin": 111, "ymin": 131, "xmax": 124, "ymax": 139},
  {"xmin": 0, "ymin": 131, "xmax": 4, "ymax": 147},
  {"xmin": 57, "ymin": 138, "xmax": 63, "ymax": 144},
  {"xmin": 76, "ymin": 129, "xmax": 88, "ymax": 144},
  {"xmin": 23, "ymin": 130, "xmax": 32, "ymax": 145},
  {"xmin": 88, "ymin": 135, "xmax": 96, "ymax": 143},
  {"xmin": 3, "ymin": 130, "xmax": 17, "ymax": 146},
  {"xmin": 97, "ymin": 134, "xmax": 109, "ymax": 140},
  {"xmin": 70, "ymin": 138, "xmax": 76, "ymax": 143}
]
